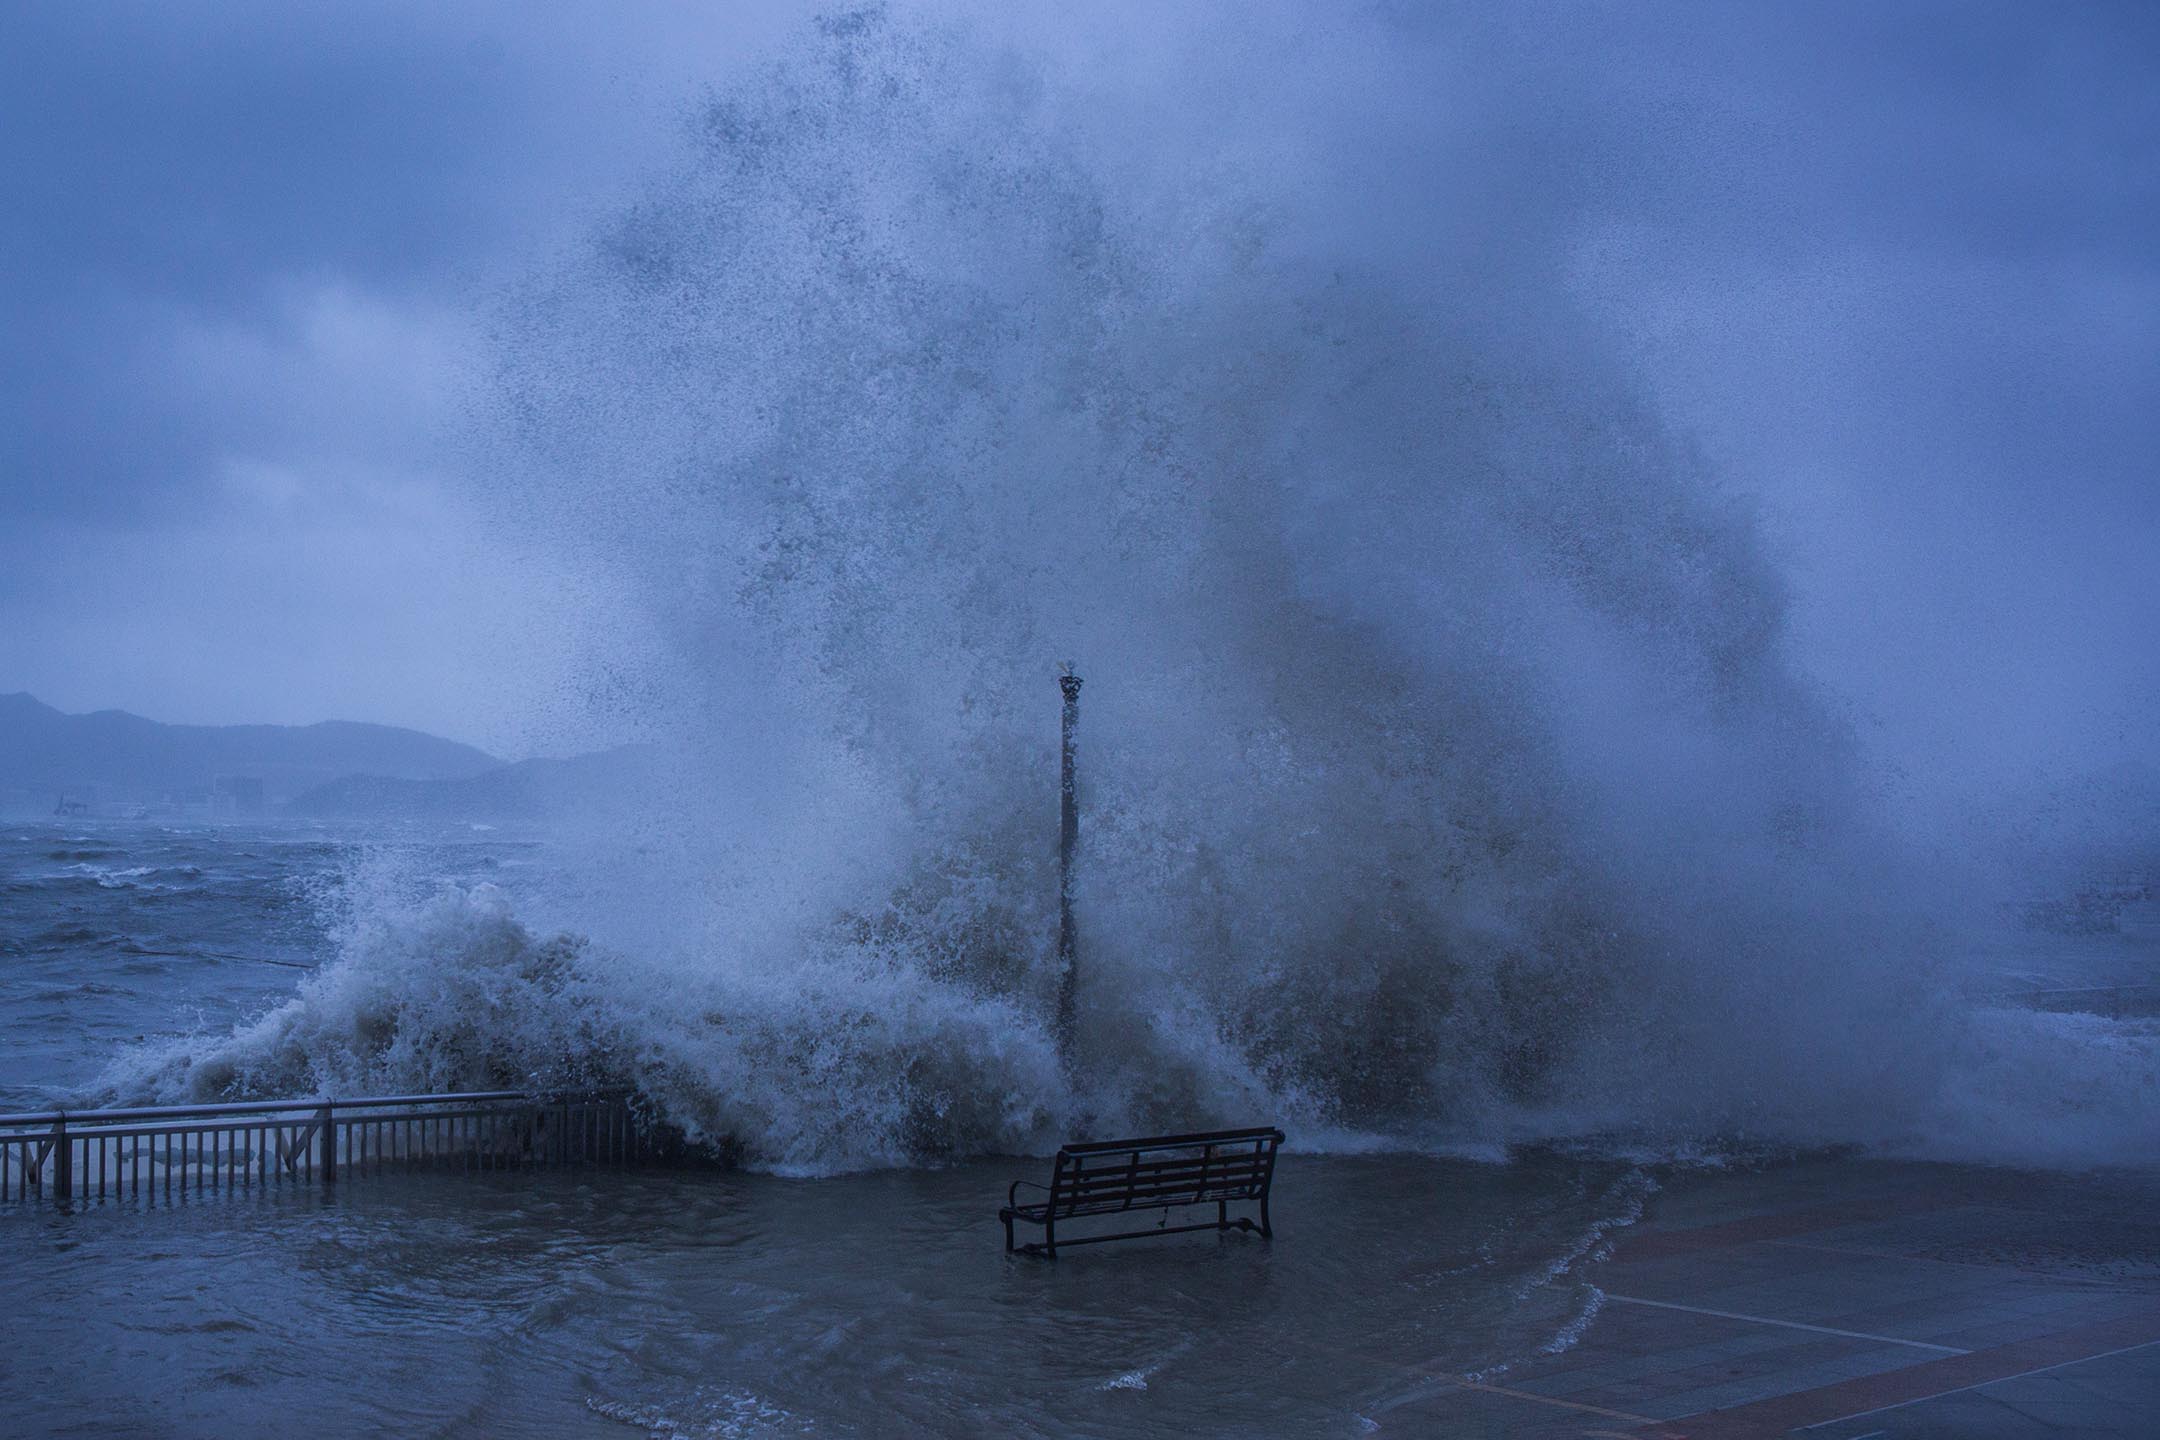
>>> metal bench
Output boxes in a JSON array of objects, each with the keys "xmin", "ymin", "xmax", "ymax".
[{"xmin": 999, "ymin": 1126, "xmax": 1283, "ymax": 1257}]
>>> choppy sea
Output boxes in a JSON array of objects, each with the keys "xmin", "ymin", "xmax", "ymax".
[{"xmin": 2, "ymin": 819, "xmax": 2153, "ymax": 1438}]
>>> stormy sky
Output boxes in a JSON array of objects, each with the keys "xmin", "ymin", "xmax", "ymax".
[{"xmin": 0, "ymin": 1, "xmax": 2153, "ymax": 798}]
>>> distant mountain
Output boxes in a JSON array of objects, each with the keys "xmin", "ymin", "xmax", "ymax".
[
  {"xmin": 0, "ymin": 692, "xmax": 498, "ymax": 806},
  {"xmin": 285, "ymin": 747, "xmax": 656, "ymax": 821}
]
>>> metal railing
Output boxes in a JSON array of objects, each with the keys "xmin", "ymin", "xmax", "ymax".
[{"xmin": 0, "ymin": 1090, "xmax": 647, "ymax": 1206}]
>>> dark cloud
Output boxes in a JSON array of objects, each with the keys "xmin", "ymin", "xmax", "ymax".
[
  {"xmin": 0, "ymin": 1, "xmax": 776, "ymax": 740},
  {"xmin": 4, "ymin": 4, "xmax": 496, "ymax": 519},
  {"xmin": 0, "ymin": 1, "xmax": 784, "ymax": 525},
  {"xmin": 0, "ymin": 0, "xmax": 2152, "ymax": 782}
]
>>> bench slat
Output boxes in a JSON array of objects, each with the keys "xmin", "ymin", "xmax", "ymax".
[
  {"xmin": 1071, "ymin": 1157, "xmax": 1270, "ymax": 1191},
  {"xmin": 1051, "ymin": 1191, "xmax": 1261, "ymax": 1217},
  {"xmin": 1057, "ymin": 1126, "xmax": 1283, "ymax": 1157},
  {"xmin": 1056, "ymin": 1175, "xmax": 1266, "ymax": 1205},
  {"xmin": 1068, "ymin": 1148, "xmax": 1270, "ymax": 1175},
  {"xmin": 1016, "ymin": 1192, "xmax": 1259, "ymax": 1222},
  {"xmin": 1060, "ymin": 1166, "xmax": 1267, "ymax": 1199}
]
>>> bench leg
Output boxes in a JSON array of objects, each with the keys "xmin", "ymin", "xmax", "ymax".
[
  {"xmin": 1259, "ymin": 1194, "xmax": 1272, "ymax": 1240},
  {"xmin": 1004, "ymin": 1214, "xmax": 1015, "ymax": 1253},
  {"xmin": 1043, "ymin": 1215, "xmax": 1057, "ymax": 1259},
  {"xmin": 1218, "ymin": 1199, "xmax": 1228, "ymax": 1230}
]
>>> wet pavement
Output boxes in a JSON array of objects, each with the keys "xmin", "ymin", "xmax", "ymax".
[{"xmin": 1367, "ymin": 1156, "xmax": 2160, "ymax": 1437}]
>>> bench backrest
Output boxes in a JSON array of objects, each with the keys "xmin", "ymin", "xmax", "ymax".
[{"xmin": 1047, "ymin": 1127, "xmax": 1283, "ymax": 1215}]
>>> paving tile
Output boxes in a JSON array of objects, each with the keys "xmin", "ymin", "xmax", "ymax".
[
  {"xmin": 1659, "ymin": 1378, "xmax": 1824, "ymax": 1416},
  {"xmin": 1406, "ymin": 1159, "xmax": 2160, "ymax": 1438},
  {"xmin": 1673, "ymin": 1311, "xmax": 2160, "ymax": 1437},
  {"xmin": 1364, "ymin": 1379, "xmax": 1657, "ymax": 1438},
  {"xmin": 1928, "ymin": 1317, "xmax": 2077, "ymax": 1351},
  {"xmin": 1804, "ymin": 1341, "xmax": 2160, "ymax": 1439}
]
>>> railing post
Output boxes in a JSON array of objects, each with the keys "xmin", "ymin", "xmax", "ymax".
[
  {"xmin": 52, "ymin": 1114, "xmax": 69, "ymax": 1203},
  {"xmin": 318, "ymin": 1102, "xmax": 335, "ymax": 1185}
]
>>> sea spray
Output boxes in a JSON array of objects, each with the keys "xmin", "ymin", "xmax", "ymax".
[
  {"xmin": 99, "ymin": 7, "xmax": 2158, "ymax": 1170},
  {"xmin": 99, "ymin": 886, "xmax": 613, "ymax": 1103},
  {"xmin": 100, "ymin": 881, "xmax": 1073, "ymax": 1171}
]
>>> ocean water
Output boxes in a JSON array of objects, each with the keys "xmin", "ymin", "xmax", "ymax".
[
  {"xmin": 2, "ymin": 819, "xmax": 2153, "ymax": 1438},
  {"xmin": 0, "ymin": 820, "xmax": 1661, "ymax": 1438},
  {"xmin": 0, "ymin": 821, "xmax": 523, "ymax": 1112}
]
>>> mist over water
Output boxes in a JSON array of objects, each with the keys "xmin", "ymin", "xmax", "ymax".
[{"xmin": 105, "ymin": 8, "xmax": 2157, "ymax": 1172}]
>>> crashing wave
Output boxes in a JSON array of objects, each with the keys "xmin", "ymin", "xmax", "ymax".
[{"xmin": 98, "ymin": 8, "xmax": 2158, "ymax": 1171}]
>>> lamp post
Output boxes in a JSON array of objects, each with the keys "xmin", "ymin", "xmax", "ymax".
[{"xmin": 1056, "ymin": 669, "xmax": 1082, "ymax": 1075}]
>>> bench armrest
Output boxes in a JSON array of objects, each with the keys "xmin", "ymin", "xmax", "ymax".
[{"xmin": 1008, "ymin": 1178, "xmax": 1051, "ymax": 1207}]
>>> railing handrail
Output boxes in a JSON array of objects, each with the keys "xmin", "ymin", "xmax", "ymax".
[{"xmin": 0, "ymin": 1088, "xmax": 632, "ymax": 1130}]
